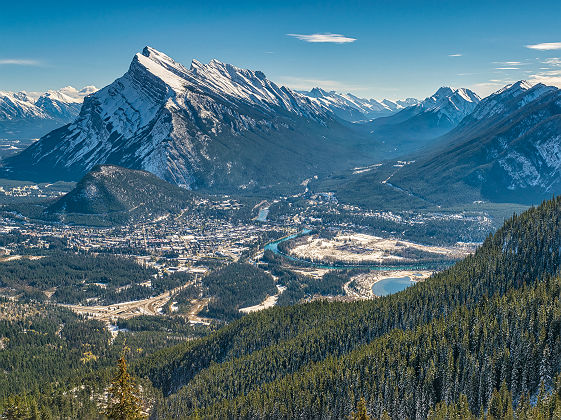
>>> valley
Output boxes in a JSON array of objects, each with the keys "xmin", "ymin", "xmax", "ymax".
[{"xmin": 1, "ymin": 19, "xmax": 561, "ymax": 417}]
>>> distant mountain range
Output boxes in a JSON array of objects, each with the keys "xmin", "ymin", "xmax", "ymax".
[
  {"xmin": 3, "ymin": 47, "xmax": 560, "ymax": 206},
  {"xmin": 336, "ymin": 81, "xmax": 561, "ymax": 206},
  {"xmin": 0, "ymin": 86, "xmax": 97, "ymax": 140},
  {"xmin": 359, "ymin": 86, "xmax": 481, "ymax": 156},
  {"xmin": 2, "ymin": 47, "xmax": 366, "ymax": 190},
  {"xmin": 299, "ymin": 87, "xmax": 419, "ymax": 122},
  {"xmin": 388, "ymin": 81, "xmax": 561, "ymax": 204}
]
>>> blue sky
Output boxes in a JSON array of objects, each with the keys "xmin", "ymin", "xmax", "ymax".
[{"xmin": 1, "ymin": 0, "xmax": 560, "ymax": 99}]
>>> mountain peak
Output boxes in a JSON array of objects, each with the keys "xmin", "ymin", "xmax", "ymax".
[
  {"xmin": 5, "ymin": 47, "xmax": 342, "ymax": 188},
  {"xmin": 494, "ymin": 80, "xmax": 533, "ymax": 96},
  {"xmin": 433, "ymin": 86, "xmax": 455, "ymax": 98}
]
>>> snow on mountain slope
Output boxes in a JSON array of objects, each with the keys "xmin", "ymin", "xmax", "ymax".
[
  {"xmin": 410, "ymin": 86, "xmax": 481, "ymax": 125},
  {"xmin": 467, "ymin": 81, "xmax": 556, "ymax": 121},
  {"xmin": 387, "ymin": 81, "xmax": 561, "ymax": 204},
  {"xmin": 300, "ymin": 87, "xmax": 419, "ymax": 122},
  {"xmin": 352, "ymin": 86, "xmax": 481, "ymax": 156},
  {"xmin": 3, "ymin": 47, "xmax": 360, "ymax": 189},
  {"xmin": 0, "ymin": 86, "xmax": 97, "ymax": 141},
  {"xmin": 0, "ymin": 86, "xmax": 96, "ymax": 121}
]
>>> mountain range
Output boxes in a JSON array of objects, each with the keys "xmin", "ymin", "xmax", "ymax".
[
  {"xmin": 1, "ymin": 47, "xmax": 366, "ymax": 190},
  {"xmin": 2, "ymin": 47, "xmax": 561, "ymax": 206},
  {"xmin": 384, "ymin": 81, "xmax": 561, "ymax": 204},
  {"xmin": 359, "ymin": 86, "xmax": 481, "ymax": 155},
  {"xmin": 299, "ymin": 87, "xmax": 419, "ymax": 122},
  {"xmin": 0, "ymin": 86, "xmax": 97, "ymax": 140}
]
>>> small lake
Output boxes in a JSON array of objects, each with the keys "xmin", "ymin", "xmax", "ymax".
[{"xmin": 371, "ymin": 276, "xmax": 416, "ymax": 296}]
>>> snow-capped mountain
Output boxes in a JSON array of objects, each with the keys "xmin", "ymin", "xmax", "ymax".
[
  {"xmin": 359, "ymin": 86, "xmax": 481, "ymax": 156},
  {"xmin": 3, "ymin": 47, "xmax": 362, "ymax": 189},
  {"xmin": 0, "ymin": 86, "xmax": 97, "ymax": 140},
  {"xmin": 299, "ymin": 87, "xmax": 419, "ymax": 122},
  {"xmin": 388, "ymin": 81, "xmax": 561, "ymax": 204},
  {"xmin": 413, "ymin": 86, "xmax": 481, "ymax": 126}
]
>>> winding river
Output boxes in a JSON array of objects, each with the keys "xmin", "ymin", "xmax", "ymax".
[{"xmin": 264, "ymin": 229, "xmax": 454, "ymax": 272}]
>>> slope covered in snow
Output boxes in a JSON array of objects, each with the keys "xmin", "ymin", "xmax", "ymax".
[
  {"xmin": 299, "ymin": 87, "xmax": 419, "ymax": 122},
  {"xmin": 388, "ymin": 81, "xmax": 561, "ymax": 204},
  {"xmin": 0, "ymin": 86, "xmax": 97, "ymax": 140},
  {"xmin": 356, "ymin": 86, "xmax": 481, "ymax": 156},
  {"xmin": 3, "ymin": 47, "xmax": 363, "ymax": 190}
]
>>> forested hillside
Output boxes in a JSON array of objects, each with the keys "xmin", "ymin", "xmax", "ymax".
[
  {"xmin": 132, "ymin": 196, "xmax": 561, "ymax": 418},
  {"xmin": 4, "ymin": 197, "xmax": 561, "ymax": 418}
]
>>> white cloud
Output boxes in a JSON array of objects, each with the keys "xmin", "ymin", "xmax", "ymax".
[
  {"xmin": 448, "ymin": 53, "xmax": 462, "ymax": 57},
  {"xmin": 543, "ymin": 57, "xmax": 561, "ymax": 66},
  {"xmin": 496, "ymin": 67, "xmax": 520, "ymax": 70},
  {"xmin": 526, "ymin": 42, "xmax": 561, "ymax": 50},
  {"xmin": 0, "ymin": 59, "xmax": 41, "ymax": 66},
  {"xmin": 528, "ymin": 69, "xmax": 561, "ymax": 87},
  {"xmin": 287, "ymin": 33, "xmax": 356, "ymax": 44}
]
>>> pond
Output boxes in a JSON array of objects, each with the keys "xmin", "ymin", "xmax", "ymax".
[{"xmin": 371, "ymin": 276, "xmax": 416, "ymax": 296}]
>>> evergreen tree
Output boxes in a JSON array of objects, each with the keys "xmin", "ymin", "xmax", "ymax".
[
  {"xmin": 1, "ymin": 395, "xmax": 29, "ymax": 420},
  {"xmin": 105, "ymin": 350, "xmax": 145, "ymax": 420},
  {"xmin": 349, "ymin": 397, "xmax": 370, "ymax": 420}
]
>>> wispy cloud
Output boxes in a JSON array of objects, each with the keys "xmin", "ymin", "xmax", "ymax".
[
  {"xmin": 287, "ymin": 33, "xmax": 356, "ymax": 44},
  {"xmin": 493, "ymin": 60, "xmax": 530, "ymax": 66},
  {"xmin": 528, "ymin": 69, "xmax": 561, "ymax": 87},
  {"xmin": 448, "ymin": 53, "xmax": 462, "ymax": 57},
  {"xmin": 543, "ymin": 57, "xmax": 561, "ymax": 66},
  {"xmin": 0, "ymin": 59, "xmax": 41, "ymax": 66},
  {"xmin": 526, "ymin": 42, "xmax": 561, "ymax": 51},
  {"xmin": 496, "ymin": 67, "xmax": 520, "ymax": 70}
]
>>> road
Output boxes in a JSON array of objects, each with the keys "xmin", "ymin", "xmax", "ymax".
[{"xmin": 63, "ymin": 280, "xmax": 211, "ymax": 324}]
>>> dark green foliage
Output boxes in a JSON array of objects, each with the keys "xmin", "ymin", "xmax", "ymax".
[
  {"xmin": 44, "ymin": 165, "xmax": 194, "ymax": 225},
  {"xmin": 105, "ymin": 354, "xmax": 145, "ymax": 420},
  {"xmin": 135, "ymin": 196, "xmax": 561, "ymax": 418},
  {"xmin": 201, "ymin": 263, "xmax": 276, "ymax": 321},
  {"xmin": 275, "ymin": 268, "xmax": 351, "ymax": 305},
  {"xmin": 0, "ymin": 252, "xmax": 159, "ymax": 305}
]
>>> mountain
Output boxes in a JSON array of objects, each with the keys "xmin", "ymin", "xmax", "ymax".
[
  {"xmin": 0, "ymin": 86, "xmax": 97, "ymax": 140},
  {"xmin": 299, "ymin": 87, "xmax": 419, "ymax": 122},
  {"xmin": 44, "ymin": 164, "xmax": 194, "ymax": 224},
  {"xmin": 360, "ymin": 86, "xmax": 481, "ymax": 156},
  {"xmin": 386, "ymin": 81, "xmax": 561, "ymax": 204},
  {"xmin": 3, "ymin": 47, "xmax": 365, "ymax": 190}
]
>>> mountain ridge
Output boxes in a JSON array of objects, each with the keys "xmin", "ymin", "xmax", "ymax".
[
  {"xmin": 299, "ymin": 87, "xmax": 420, "ymax": 122},
  {"xmin": 0, "ymin": 86, "xmax": 97, "ymax": 140},
  {"xmin": 2, "ymin": 47, "xmax": 366, "ymax": 190},
  {"xmin": 372, "ymin": 81, "xmax": 561, "ymax": 204}
]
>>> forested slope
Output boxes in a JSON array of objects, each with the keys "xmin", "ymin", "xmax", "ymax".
[{"xmin": 133, "ymin": 197, "xmax": 561, "ymax": 418}]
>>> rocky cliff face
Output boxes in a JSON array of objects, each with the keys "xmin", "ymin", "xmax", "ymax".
[{"xmin": 3, "ymin": 47, "xmax": 358, "ymax": 190}]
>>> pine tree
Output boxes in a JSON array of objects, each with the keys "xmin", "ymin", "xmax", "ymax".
[
  {"xmin": 105, "ymin": 350, "xmax": 145, "ymax": 420},
  {"xmin": 1, "ymin": 395, "xmax": 29, "ymax": 420},
  {"xmin": 349, "ymin": 398, "xmax": 370, "ymax": 420}
]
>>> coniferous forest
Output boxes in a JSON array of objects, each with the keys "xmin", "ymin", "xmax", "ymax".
[{"xmin": 4, "ymin": 198, "xmax": 561, "ymax": 418}]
